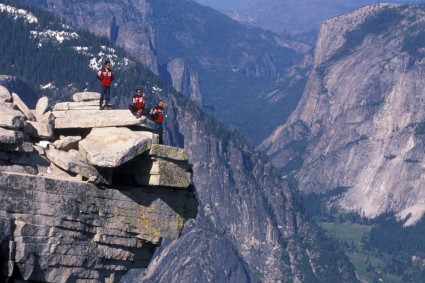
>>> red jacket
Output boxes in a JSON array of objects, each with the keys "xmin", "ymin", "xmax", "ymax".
[
  {"xmin": 97, "ymin": 68, "xmax": 114, "ymax": 87},
  {"xmin": 151, "ymin": 106, "xmax": 164, "ymax": 123},
  {"xmin": 132, "ymin": 95, "xmax": 145, "ymax": 110}
]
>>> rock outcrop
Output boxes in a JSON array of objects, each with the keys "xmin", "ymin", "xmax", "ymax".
[
  {"xmin": 129, "ymin": 86, "xmax": 359, "ymax": 283},
  {"xmin": 259, "ymin": 4, "xmax": 425, "ymax": 221},
  {"xmin": 0, "ymin": 75, "xmax": 38, "ymax": 109},
  {"xmin": 166, "ymin": 58, "xmax": 202, "ymax": 106},
  {"xmin": 0, "ymin": 88, "xmax": 197, "ymax": 282}
]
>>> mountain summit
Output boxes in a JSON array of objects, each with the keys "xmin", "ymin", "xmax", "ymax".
[{"xmin": 260, "ymin": 3, "xmax": 425, "ymax": 223}]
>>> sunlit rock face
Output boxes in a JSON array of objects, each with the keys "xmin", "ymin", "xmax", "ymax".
[
  {"xmin": 166, "ymin": 58, "xmax": 202, "ymax": 106},
  {"xmin": 260, "ymin": 4, "xmax": 425, "ymax": 221},
  {"xmin": 0, "ymin": 89, "xmax": 197, "ymax": 282}
]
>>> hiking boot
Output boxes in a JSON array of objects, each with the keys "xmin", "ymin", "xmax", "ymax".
[
  {"xmin": 99, "ymin": 106, "xmax": 104, "ymax": 110},
  {"xmin": 106, "ymin": 105, "xmax": 112, "ymax": 110}
]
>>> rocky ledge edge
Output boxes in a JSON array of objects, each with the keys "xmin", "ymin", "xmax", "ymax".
[{"xmin": 0, "ymin": 86, "xmax": 198, "ymax": 282}]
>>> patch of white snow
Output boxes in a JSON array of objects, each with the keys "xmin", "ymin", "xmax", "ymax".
[
  {"xmin": 40, "ymin": 83, "xmax": 55, "ymax": 90},
  {"xmin": 31, "ymin": 30, "xmax": 79, "ymax": 43},
  {"xmin": 0, "ymin": 4, "xmax": 38, "ymax": 24}
]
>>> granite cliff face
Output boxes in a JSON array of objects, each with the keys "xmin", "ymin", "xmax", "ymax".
[
  {"xmin": 0, "ymin": 86, "xmax": 197, "ymax": 282},
  {"xmin": 0, "ymin": 82, "xmax": 357, "ymax": 283},
  {"xmin": 119, "ymin": 85, "xmax": 359, "ymax": 282},
  {"xmin": 260, "ymin": 4, "xmax": 425, "ymax": 222},
  {"xmin": 166, "ymin": 58, "xmax": 202, "ymax": 106}
]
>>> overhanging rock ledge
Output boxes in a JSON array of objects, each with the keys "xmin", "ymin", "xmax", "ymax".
[{"xmin": 0, "ymin": 88, "xmax": 198, "ymax": 282}]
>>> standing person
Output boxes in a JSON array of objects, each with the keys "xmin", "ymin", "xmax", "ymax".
[
  {"xmin": 97, "ymin": 60, "xmax": 114, "ymax": 110},
  {"xmin": 150, "ymin": 100, "xmax": 165, "ymax": 144},
  {"xmin": 129, "ymin": 88, "xmax": 145, "ymax": 118}
]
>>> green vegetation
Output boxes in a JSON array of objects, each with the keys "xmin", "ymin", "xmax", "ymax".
[
  {"xmin": 332, "ymin": 7, "xmax": 403, "ymax": 61},
  {"xmin": 321, "ymin": 222, "xmax": 376, "ymax": 282},
  {"xmin": 0, "ymin": 0, "xmax": 159, "ymax": 109},
  {"xmin": 317, "ymin": 6, "xmax": 403, "ymax": 78},
  {"xmin": 321, "ymin": 222, "xmax": 371, "ymax": 245},
  {"xmin": 306, "ymin": 187, "xmax": 425, "ymax": 282}
]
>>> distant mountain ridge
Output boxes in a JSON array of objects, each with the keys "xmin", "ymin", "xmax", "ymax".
[
  {"xmin": 21, "ymin": 0, "xmax": 310, "ymax": 146},
  {"xmin": 260, "ymin": 3, "xmax": 425, "ymax": 223},
  {"xmin": 195, "ymin": 0, "xmax": 425, "ymax": 37}
]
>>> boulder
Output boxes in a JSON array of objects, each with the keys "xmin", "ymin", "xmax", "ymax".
[
  {"xmin": 0, "ymin": 75, "xmax": 38, "ymax": 108},
  {"xmin": 0, "ymin": 128, "xmax": 24, "ymax": 145},
  {"xmin": 72, "ymin": 91, "xmax": 100, "ymax": 102},
  {"xmin": 0, "ymin": 85, "xmax": 11, "ymax": 102},
  {"xmin": 9, "ymin": 151, "xmax": 50, "ymax": 168},
  {"xmin": 45, "ymin": 147, "xmax": 111, "ymax": 185},
  {"xmin": 52, "ymin": 136, "xmax": 81, "ymax": 151},
  {"xmin": 38, "ymin": 111, "xmax": 55, "ymax": 127},
  {"xmin": 0, "ymin": 164, "xmax": 38, "ymax": 175},
  {"xmin": 134, "ymin": 172, "xmax": 191, "ymax": 188},
  {"xmin": 116, "ymin": 156, "xmax": 192, "ymax": 188},
  {"xmin": 11, "ymin": 93, "xmax": 35, "ymax": 121},
  {"xmin": 47, "ymin": 162, "xmax": 76, "ymax": 179},
  {"xmin": 0, "ymin": 104, "xmax": 26, "ymax": 129},
  {"xmin": 79, "ymin": 127, "xmax": 152, "ymax": 167},
  {"xmin": 24, "ymin": 121, "xmax": 54, "ymax": 140},
  {"xmin": 0, "ymin": 115, "xmax": 25, "ymax": 130},
  {"xmin": 1, "ymin": 102, "xmax": 15, "ymax": 110},
  {"xmin": 148, "ymin": 144, "xmax": 189, "ymax": 161},
  {"xmin": 0, "ymin": 142, "xmax": 34, "ymax": 153},
  {"xmin": 53, "ymin": 101, "xmax": 100, "ymax": 111},
  {"xmin": 34, "ymin": 96, "xmax": 49, "ymax": 119},
  {"xmin": 53, "ymin": 110, "xmax": 144, "ymax": 129}
]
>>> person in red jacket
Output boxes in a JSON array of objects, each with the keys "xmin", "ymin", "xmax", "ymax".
[
  {"xmin": 97, "ymin": 60, "xmax": 114, "ymax": 110},
  {"xmin": 150, "ymin": 100, "xmax": 165, "ymax": 144},
  {"xmin": 128, "ymin": 88, "xmax": 145, "ymax": 118}
]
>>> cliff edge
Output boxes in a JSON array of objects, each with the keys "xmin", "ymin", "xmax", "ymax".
[{"xmin": 0, "ymin": 86, "xmax": 198, "ymax": 282}]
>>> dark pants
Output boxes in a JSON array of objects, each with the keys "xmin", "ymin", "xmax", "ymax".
[
  {"xmin": 155, "ymin": 123, "xmax": 164, "ymax": 144},
  {"xmin": 128, "ymin": 104, "xmax": 144, "ymax": 117},
  {"xmin": 100, "ymin": 85, "xmax": 111, "ymax": 108}
]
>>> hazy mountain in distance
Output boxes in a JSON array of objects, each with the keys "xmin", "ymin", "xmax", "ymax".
[
  {"xmin": 195, "ymin": 0, "xmax": 256, "ymax": 10},
  {"xmin": 194, "ymin": 0, "xmax": 425, "ymax": 37}
]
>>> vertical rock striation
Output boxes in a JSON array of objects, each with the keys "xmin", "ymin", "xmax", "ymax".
[
  {"xmin": 166, "ymin": 58, "xmax": 202, "ymax": 106},
  {"xmin": 0, "ymin": 88, "xmax": 197, "ymax": 282},
  {"xmin": 134, "ymin": 87, "xmax": 359, "ymax": 282},
  {"xmin": 260, "ymin": 4, "xmax": 425, "ymax": 220}
]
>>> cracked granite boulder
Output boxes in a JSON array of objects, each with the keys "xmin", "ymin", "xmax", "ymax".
[{"xmin": 0, "ymin": 89, "xmax": 198, "ymax": 282}]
